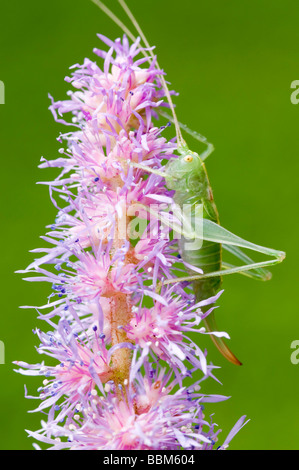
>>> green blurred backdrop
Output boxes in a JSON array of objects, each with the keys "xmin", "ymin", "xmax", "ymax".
[{"xmin": 0, "ymin": 0, "xmax": 298, "ymax": 450}]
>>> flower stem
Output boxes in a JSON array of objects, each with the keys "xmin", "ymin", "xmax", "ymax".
[
  {"xmin": 110, "ymin": 210, "xmax": 133, "ymax": 392},
  {"xmin": 110, "ymin": 292, "xmax": 132, "ymax": 387}
]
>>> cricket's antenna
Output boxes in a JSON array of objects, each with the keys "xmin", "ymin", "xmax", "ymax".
[
  {"xmin": 91, "ymin": 0, "xmax": 185, "ymax": 147},
  {"xmin": 91, "ymin": 0, "xmax": 139, "ymax": 45},
  {"xmin": 117, "ymin": 0, "xmax": 185, "ymax": 148}
]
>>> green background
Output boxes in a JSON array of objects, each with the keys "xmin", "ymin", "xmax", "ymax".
[{"xmin": 0, "ymin": 0, "xmax": 298, "ymax": 450}]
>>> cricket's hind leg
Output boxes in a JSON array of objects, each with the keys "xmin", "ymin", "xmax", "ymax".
[{"xmin": 163, "ymin": 217, "xmax": 285, "ymax": 285}]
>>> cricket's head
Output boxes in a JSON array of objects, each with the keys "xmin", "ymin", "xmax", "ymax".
[{"xmin": 166, "ymin": 148, "xmax": 202, "ymax": 190}]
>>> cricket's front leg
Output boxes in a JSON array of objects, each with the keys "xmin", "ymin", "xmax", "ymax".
[
  {"xmin": 129, "ymin": 161, "xmax": 172, "ymax": 179},
  {"xmin": 158, "ymin": 110, "xmax": 214, "ymax": 161}
]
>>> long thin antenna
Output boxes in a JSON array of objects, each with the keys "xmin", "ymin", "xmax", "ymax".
[
  {"xmin": 90, "ymin": 0, "xmax": 185, "ymax": 147},
  {"xmin": 118, "ymin": 0, "xmax": 185, "ymax": 147},
  {"xmin": 90, "ymin": 0, "xmax": 141, "ymax": 47}
]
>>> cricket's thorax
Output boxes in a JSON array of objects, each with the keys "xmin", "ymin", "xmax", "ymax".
[
  {"xmin": 166, "ymin": 157, "xmax": 207, "ymax": 197},
  {"xmin": 166, "ymin": 156, "xmax": 219, "ymax": 222}
]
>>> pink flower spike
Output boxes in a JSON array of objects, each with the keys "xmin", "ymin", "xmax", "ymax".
[{"xmin": 16, "ymin": 31, "xmax": 246, "ymax": 451}]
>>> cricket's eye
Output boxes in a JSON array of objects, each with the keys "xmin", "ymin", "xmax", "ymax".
[{"xmin": 184, "ymin": 155, "xmax": 193, "ymax": 163}]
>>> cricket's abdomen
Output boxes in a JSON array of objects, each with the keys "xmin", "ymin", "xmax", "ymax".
[
  {"xmin": 175, "ymin": 171, "xmax": 222, "ymax": 300},
  {"xmin": 191, "ymin": 241, "xmax": 222, "ymax": 299},
  {"xmin": 178, "ymin": 222, "xmax": 222, "ymax": 299}
]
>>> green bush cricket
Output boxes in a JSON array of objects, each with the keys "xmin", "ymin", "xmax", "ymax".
[{"xmin": 92, "ymin": 0, "xmax": 286, "ymax": 365}]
